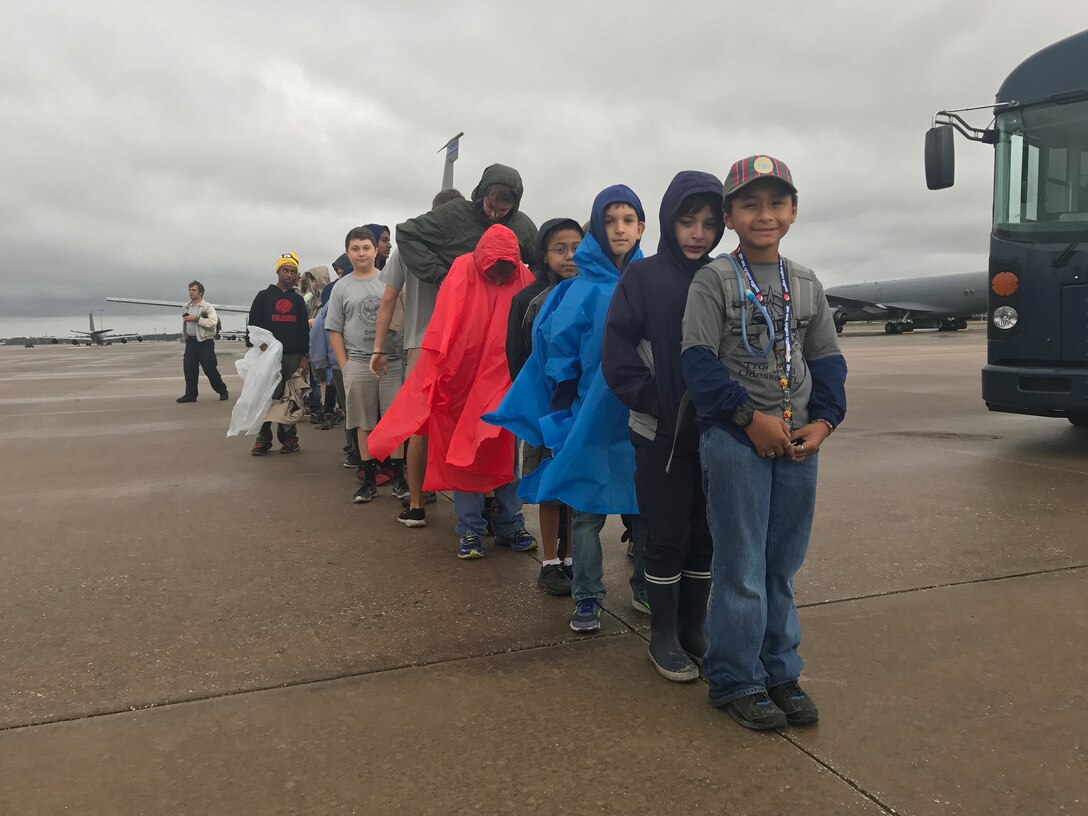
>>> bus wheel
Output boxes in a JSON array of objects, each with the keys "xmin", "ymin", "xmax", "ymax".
[{"xmin": 1069, "ymin": 414, "xmax": 1088, "ymax": 428}]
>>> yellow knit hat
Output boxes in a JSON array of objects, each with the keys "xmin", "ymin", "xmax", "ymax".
[{"xmin": 276, "ymin": 252, "xmax": 300, "ymax": 272}]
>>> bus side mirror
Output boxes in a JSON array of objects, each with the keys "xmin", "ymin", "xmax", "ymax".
[{"xmin": 925, "ymin": 125, "xmax": 955, "ymax": 190}]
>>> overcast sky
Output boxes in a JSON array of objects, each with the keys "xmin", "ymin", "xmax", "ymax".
[{"xmin": 1, "ymin": 1, "xmax": 1085, "ymax": 335}]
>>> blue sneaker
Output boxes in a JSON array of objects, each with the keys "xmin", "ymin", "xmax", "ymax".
[
  {"xmin": 457, "ymin": 534, "xmax": 484, "ymax": 560},
  {"xmin": 569, "ymin": 598, "xmax": 602, "ymax": 633},
  {"xmin": 494, "ymin": 528, "xmax": 537, "ymax": 552}
]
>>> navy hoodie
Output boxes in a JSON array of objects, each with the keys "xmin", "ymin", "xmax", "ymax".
[{"xmin": 602, "ymin": 171, "xmax": 724, "ymax": 452}]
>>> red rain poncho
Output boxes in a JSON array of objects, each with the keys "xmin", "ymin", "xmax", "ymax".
[{"xmin": 368, "ymin": 225, "xmax": 534, "ymax": 492}]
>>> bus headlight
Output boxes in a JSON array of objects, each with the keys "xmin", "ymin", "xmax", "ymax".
[{"xmin": 992, "ymin": 305, "xmax": 1018, "ymax": 330}]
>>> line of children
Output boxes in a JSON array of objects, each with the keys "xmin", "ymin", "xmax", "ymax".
[{"xmin": 248, "ymin": 155, "xmax": 846, "ymax": 734}]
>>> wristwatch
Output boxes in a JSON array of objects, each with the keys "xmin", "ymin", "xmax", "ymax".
[{"xmin": 729, "ymin": 402, "xmax": 756, "ymax": 428}]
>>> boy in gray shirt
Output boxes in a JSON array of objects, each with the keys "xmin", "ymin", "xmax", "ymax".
[
  {"xmin": 327, "ymin": 227, "xmax": 406, "ymax": 503},
  {"xmin": 681, "ymin": 155, "xmax": 847, "ymax": 732}
]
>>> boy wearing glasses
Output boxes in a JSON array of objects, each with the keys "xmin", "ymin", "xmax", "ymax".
[
  {"xmin": 681, "ymin": 156, "xmax": 847, "ymax": 730},
  {"xmin": 506, "ymin": 218, "xmax": 584, "ymax": 595}
]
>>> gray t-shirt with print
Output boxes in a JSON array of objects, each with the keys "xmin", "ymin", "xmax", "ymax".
[
  {"xmin": 681, "ymin": 258, "xmax": 841, "ymax": 427},
  {"xmin": 380, "ymin": 248, "xmax": 439, "ymax": 350},
  {"xmin": 325, "ymin": 273, "xmax": 392, "ymax": 362}
]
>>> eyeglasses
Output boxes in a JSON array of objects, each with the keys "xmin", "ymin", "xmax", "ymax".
[{"xmin": 547, "ymin": 244, "xmax": 580, "ymax": 257}]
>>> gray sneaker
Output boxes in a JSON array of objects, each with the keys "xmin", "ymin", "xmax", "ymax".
[
  {"xmin": 352, "ymin": 482, "xmax": 377, "ymax": 504},
  {"xmin": 569, "ymin": 598, "xmax": 602, "ymax": 633}
]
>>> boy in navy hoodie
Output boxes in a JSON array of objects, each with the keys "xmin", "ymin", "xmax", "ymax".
[
  {"xmin": 681, "ymin": 156, "xmax": 847, "ymax": 730},
  {"xmin": 603, "ymin": 171, "xmax": 724, "ymax": 682}
]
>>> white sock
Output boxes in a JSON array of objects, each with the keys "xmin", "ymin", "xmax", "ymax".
[
  {"xmin": 562, "ymin": 557, "xmax": 573, "ymax": 567},
  {"xmin": 543, "ymin": 558, "xmax": 561, "ymax": 566}
]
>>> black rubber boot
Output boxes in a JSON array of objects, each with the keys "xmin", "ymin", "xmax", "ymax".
[
  {"xmin": 646, "ymin": 579, "xmax": 699, "ymax": 683},
  {"xmin": 678, "ymin": 573, "xmax": 711, "ymax": 665}
]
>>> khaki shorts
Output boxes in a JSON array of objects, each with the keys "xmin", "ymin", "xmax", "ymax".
[{"xmin": 343, "ymin": 357, "xmax": 403, "ymax": 431}]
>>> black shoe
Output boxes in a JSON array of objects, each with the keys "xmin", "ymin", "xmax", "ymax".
[
  {"xmin": 279, "ymin": 439, "xmax": 300, "ymax": 454},
  {"xmin": 719, "ymin": 692, "xmax": 788, "ymax": 731},
  {"xmin": 391, "ymin": 479, "xmax": 410, "ymax": 500},
  {"xmin": 353, "ymin": 482, "xmax": 377, "ymax": 503},
  {"xmin": 176, "ymin": 395, "xmax": 196, "ymax": 403},
  {"xmin": 310, "ymin": 412, "xmax": 324, "ymax": 424},
  {"xmin": 397, "ymin": 507, "xmax": 426, "ymax": 527},
  {"xmin": 562, "ymin": 563, "xmax": 574, "ymax": 580},
  {"xmin": 251, "ymin": 440, "xmax": 271, "ymax": 456},
  {"xmin": 768, "ymin": 681, "xmax": 820, "ymax": 726},
  {"xmin": 344, "ymin": 453, "xmax": 361, "ymax": 469},
  {"xmin": 646, "ymin": 580, "xmax": 698, "ymax": 683},
  {"xmin": 219, "ymin": 391, "xmax": 229, "ymax": 401},
  {"xmin": 538, "ymin": 563, "xmax": 572, "ymax": 596}
]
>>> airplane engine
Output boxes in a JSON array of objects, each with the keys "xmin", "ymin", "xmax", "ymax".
[
  {"xmin": 71, "ymin": 339, "xmax": 79, "ymax": 345},
  {"xmin": 119, "ymin": 337, "xmax": 128, "ymax": 344},
  {"xmin": 136, "ymin": 336, "xmax": 143, "ymax": 342},
  {"xmin": 51, "ymin": 338, "xmax": 59, "ymax": 344}
]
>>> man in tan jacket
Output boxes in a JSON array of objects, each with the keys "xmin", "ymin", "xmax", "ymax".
[{"xmin": 176, "ymin": 280, "xmax": 229, "ymax": 403}]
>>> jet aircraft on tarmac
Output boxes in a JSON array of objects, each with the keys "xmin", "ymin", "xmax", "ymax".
[
  {"xmin": 49, "ymin": 312, "xmax": 145, "ymax": 346},
  {"xmin": 825, "ymin": 270, "xmax": 987, "ymax": 334}
]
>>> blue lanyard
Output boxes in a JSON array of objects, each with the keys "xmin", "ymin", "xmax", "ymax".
[{"xmin": 735, "ymin": 250, "xmax": 792, "ymax": 387}]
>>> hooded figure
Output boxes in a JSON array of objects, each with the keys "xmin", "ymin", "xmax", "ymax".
[
  {"xmin": 601, "ymin": 171, "xmax": 725, "ymax": 683},
  {"xmin": 483, "ymin": 186, "xmax": 645, "ymax": 515},
  {"xmin": 505, "ymin": 218, "xmax": 584, "ymax": 380},
  {"xmin": 367, "ymin": 225, "xmax": 534, "ymax": 492},
  {"xmin": 396, "ymin": 164, "xmax": 538, "ymax": 286},
  {"xmin": 301, "ymin": 266, "xmax": 331, "ymax": 320}
]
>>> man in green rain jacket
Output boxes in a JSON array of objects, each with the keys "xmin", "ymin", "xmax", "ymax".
[{"xmin": 396, "ymin": 164, "xmax": 538, "ymax": 286}]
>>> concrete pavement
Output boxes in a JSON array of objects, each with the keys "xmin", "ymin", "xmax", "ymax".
[{"xmin": 0, "ymin": 330, "xmax": 1085, "ymax": 814}]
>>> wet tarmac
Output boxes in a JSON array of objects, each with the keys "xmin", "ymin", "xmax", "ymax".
[{"xmin": 1, "ymin": 330, "xmax": 1085, "ymax": 815}]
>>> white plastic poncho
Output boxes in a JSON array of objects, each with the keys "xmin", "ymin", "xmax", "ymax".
[{"xmin": 227, "ymin": 326, "xmax": 283, "ymax": 437}]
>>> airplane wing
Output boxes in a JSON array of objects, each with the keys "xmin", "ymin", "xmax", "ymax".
[{"xmin": 107, "ymin": 297, "xmax": 250, "ymax": 313}]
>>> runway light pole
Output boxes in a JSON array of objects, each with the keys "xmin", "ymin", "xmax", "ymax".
[{"xmin": 438, "ymin": 132, "xmax": 464, "ymax": 190}]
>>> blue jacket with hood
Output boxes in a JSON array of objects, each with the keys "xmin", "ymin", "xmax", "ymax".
[
  {"xmin": 484, "ymin": 186, "xmax": 645, "ymax": 514},
  {"xmin": 602, "ymin": 171, "xmax": 724, "ymax": 454}
]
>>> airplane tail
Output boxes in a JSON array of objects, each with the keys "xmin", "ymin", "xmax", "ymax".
[{"xmin": 89, "ymin": 312, "xmax": 95, "ymax": 333}]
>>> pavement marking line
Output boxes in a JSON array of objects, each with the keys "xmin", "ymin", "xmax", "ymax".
[
  {"xmin": 0, "ymin": 631, "xmax": 634, "ymax": 734},
  {"xmin": 797, "ymin": 562, "xmax": 1088, "ymax": 610},
  {"xmin": 777, "ymin": 729, "xmax": 899, "ymax": 815}
]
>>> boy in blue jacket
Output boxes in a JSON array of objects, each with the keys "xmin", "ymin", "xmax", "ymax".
[
  {"xmin": 603, "ymin": 171, "xmax": 724, "ymax": 682},
  {"xmin": 485, "ymin": 186, "xmax": 646, "ymax": 633},
  {"xmin": 681, "ymin": 156, "xmax": 847, "ymax": 730}
]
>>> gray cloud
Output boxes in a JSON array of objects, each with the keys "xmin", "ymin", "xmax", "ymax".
[{"xmin": 1, "ymin": 1, "xmax": 1084, "ymax": 328}]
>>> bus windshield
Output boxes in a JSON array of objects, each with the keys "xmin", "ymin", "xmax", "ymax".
[{"xmin": 993, "ymin": 98, "xmax": 1088, "ymax": 243}]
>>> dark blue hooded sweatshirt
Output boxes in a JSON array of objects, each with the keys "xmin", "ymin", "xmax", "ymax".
[{"xmin": 602, "ymin": 171, "xmax": 724, "ymax": 453}]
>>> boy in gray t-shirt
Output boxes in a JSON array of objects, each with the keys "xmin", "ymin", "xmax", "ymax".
[
  {"xmin": 327, "ymin": 227, "xmax": 406, "ymax": 503},
  {"xmin": 680, "ymin": 155, "xmax": 847, "ymax": 732}
]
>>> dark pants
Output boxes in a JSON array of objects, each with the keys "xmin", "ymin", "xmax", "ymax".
[
  {"xmin": 632, "ymin": 432, "xmax": 713, "ymax": 578},
  {"xmin": 183, "ymin": 336, "xmax": 227, "ymax": 397},
  {"xmin": 258, "ymin": 353, "xmax": 302, "ymax": 444}
]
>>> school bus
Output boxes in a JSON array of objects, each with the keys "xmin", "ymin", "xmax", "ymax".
[{"xmin": 925, "ymin": 30, "xmax": 1088, "ymax": 428}]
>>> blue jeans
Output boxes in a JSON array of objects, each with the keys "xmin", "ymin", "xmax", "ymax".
[
  {"xmin": 699, "ymin": 425, "xmax": 818, "ymax": 706},
  {"xmin": 571, "ymin": 511, "xmax": 606, "ymax": 602},
  {"xmin": 453, "ymin": 480, "xmax": 524, "ymax": 538}
]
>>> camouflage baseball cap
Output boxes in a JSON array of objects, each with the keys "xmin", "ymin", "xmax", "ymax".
[{"xmin": 724, "ymin": 155, "xmax": 797, "ymax": 197}]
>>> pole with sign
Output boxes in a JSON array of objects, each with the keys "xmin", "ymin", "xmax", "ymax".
[{"xmin": 438, "ymin": 132, "xmax": 464, "ymax": 190}]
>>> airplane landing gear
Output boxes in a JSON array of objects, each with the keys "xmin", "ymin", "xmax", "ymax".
[
  {"xmin": 885, "ymin": 321, "xmax": 915, "ymax": 334},
  {"xmin": 885, "ymin": 321, "xmax": 898, "ymax": 334}
]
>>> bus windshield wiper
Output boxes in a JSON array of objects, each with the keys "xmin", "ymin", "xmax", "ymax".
[{"xmin": 1052, "ymin": 223, "xmax": 1088, "ymax": 268}]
